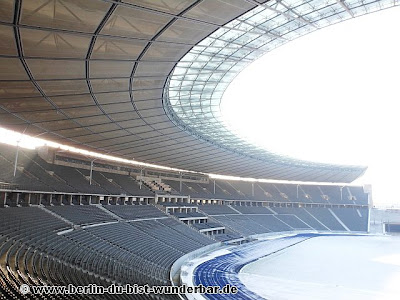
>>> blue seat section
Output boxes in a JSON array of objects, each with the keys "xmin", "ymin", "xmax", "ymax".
[{"xmin": 193, "ymin": 235, "xmax": 311, "ymax": 300}]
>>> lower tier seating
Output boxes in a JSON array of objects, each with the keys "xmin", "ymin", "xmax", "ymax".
[{"xmin": 0, "ymin": 203, "xmax": 368, "ymax": 299}]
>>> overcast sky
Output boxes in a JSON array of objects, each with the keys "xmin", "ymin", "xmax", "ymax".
[{"xmin": 221, "ymin": 6, "xmax": 400, "ymax": 207}]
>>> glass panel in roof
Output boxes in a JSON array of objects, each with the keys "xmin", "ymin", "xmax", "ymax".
[
  {"xmin": 101, "ymin": 6, "xmax": 172, "ymax": 39},
  {"xmin": 21, "ymin": 0, "xmax": 110, "ymax": 33},
  {"xmin": 39, "ymin": 80, "xmax": 89, "ymax": 95},
  {"xmin": 95, "ymin": 92, "xmax": 130, "ymax": 105},
  {"xmin": 124, "ymin": 0, "xmax": 197, "ymax": 14},
  {"xmin": 0, "ymin": 81, "xmax": 39, "ymax": 98},
  {"xmin": 21, "ymin": 28, "xmax": 91, "ymax": 58},
  {"xmin": 184, "ymin": 0, "xmax": 253, "ymax": 25},
  {"xmin": 89, "ymin": 61, "xmax": 135, "ymax": 78},
  {"xmin": 50, "ymin": 94, "xmax": 94, "ymax": 108},
  {"xmin": 91, "ymin": 37, "xmax": 147, "ymax": 60},
  {"xmin": 143, "ymin": 42, "xmax": 191, "ymax": 61},
  {"xmin": 158, "ymin": 19, "xmax": 218, "ymax": 43},
  {"xmin": 91, "ymin": 78, "xmax": 129, "ymax": 93},
  {"xmin": 0, "ymin": 25, "xmax": 16, "ymax": 56},
  {"xmin": 27, "ymin": 59, "xmax": 85, "ymax": 80},
  {"xmin": 164, "ymin": 0, "xmax": 399, "ymax": 175},
  {"xmin": 0, "ymin": 58, "xmax": 29, "ymax": 80},
  {"xmin": 0, "ymin": 0, "xmax": 14, "ymax": 23}
]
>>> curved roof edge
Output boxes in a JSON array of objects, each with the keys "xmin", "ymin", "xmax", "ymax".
[{"xmin": 163, "ymin": 0, "xmax": 395, "ymax": 182}]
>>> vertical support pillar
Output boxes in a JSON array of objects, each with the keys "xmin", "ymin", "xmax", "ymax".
[
  {"xmin": 139, "ymin": 169, "xmax": 143, "ymax": 190},
  {"xmin": 30, "ymin": 193, "xmax": 38, "ymax": 205},
  {"xmin": 9, "ymin": 193, "xmax": 20, "ymax": 207},
  {"xmin": 54, "ymin": 194, "xmax": 63, "ymax": 206},
  {"xmin": 213, "ymin": 180, "xmax": 216, "ymax": 195},
  {"xmin": 38, "ymin": 193, "xmax": 44, "ymax": 205},
  {"xmin": 251, "ymin": 182, "xmax": 254, "ymax": 197},
  {"xmin": 179, "ymin": 172, "xmax": 182, "ymax": 193},
  {"xmin": 22, "ymin": 193, "xmax": 31, "ymax": 206},
  {"xmin": 0, "ymin": 192, "xmax": 6, "ymax": 208},
  {"xmin": 89, "ymin": 160, "xmax": 94, "ymax": 185},
  {"xmin": 13, "ymin": 145, "xmax": 19, "ymax": 177},
  {"xmin": 91, "ymin": 196, "xmax": 99, "ymax": 204},
  {"xmin": 44, "ymin": 194, "xmax": 52, "ymax": 206}
]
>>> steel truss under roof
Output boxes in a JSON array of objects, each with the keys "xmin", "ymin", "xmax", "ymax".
[{"xmin": 0, "ymin": 0, "xmax": 395, "ymax": 182}]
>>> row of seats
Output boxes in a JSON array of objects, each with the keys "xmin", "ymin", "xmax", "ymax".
[
  {"xmin": 0, "ymin": 201, "xmax": 369, "ymax": 300},
  {"xmin": 0, "ymin": 205, "xmax": 214, "ymax": 299},
  {"xmin": 0, "ymin": 143, "xmax": 368, "ymax": 206},
  {"xmin": 0, "ymin": 143, "xmax": 153, "ymax": 197},
  {"xmin": 164, "ymin": 178, "xmax": 368, "ymax": 205},
  {"xmin": 47, "ymin": 205, "xmax": 117, "ymax": 225},
  {"xmin": 172, "ymin": 211, "xmax": 206, "ymax": 219},
  {"xmin": 198, "ymin": 205, "xmax": 369, "ymax": 235},
  {"xmin": 105, "ymin": 205, "xmax": 165, "ymax": 220}
]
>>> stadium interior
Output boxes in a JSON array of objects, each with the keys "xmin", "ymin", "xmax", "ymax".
[{"xmin": 0, "ymin": 0, "xmax": 398, "ymax": 299}]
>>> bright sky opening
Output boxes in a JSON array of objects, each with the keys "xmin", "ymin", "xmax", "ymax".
[{"xmin": 221, "ymin": 6, "xmax": 400, "ymax": 208}]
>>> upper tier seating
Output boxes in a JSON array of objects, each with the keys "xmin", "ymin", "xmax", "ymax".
[
  {"xmin": 0, "ymin": 143, "xmax": 368, "ymax": 206},
  {"xmin": 99, "ymin": 173, "xmax": 153, "ymax": 196},
  {"xmin": 231, "ymin": 205, "xmax": 272, "ymax": 214},
  {"xmin": 197, "ymin": 204, "xmax": 238, "ymax": 215},
  {"xmin": 163, "ymin": 176, "xmax": 368, "ymax": 205},
  {"xmin": 104, "ymin": 205, "xmax": 166, "ymax": 220},
  {"xmin": 47, "ymin": 205, "xmax": 117, "ymax": 225},
  {"xmin": 0, "ymin": 143, "xmax": 153, "ymax": 196}
]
